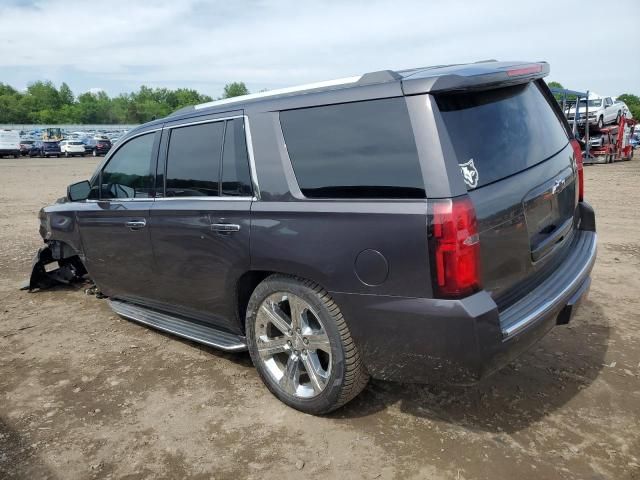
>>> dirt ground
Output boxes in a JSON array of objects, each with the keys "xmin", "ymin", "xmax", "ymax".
[{"xmin": 0, "ymin": 154, "xmax": 639, "ymax": 480}]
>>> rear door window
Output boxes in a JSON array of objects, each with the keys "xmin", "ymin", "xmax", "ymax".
[
  {"xmin": 280, "ymin": 98, "xmax": 424, "ymax": 199},
  {"xmin": 436, "ymin": 81, "xmax": 570, "ymax": 190},
  {"xmin": 165, "ymin": 122, "xmax": 225, "ymax": 197}
]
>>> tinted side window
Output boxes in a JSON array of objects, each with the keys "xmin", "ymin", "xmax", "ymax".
[
  {"xmin": 222, "ymin": 118, "xmax": 252, "ymax": 196},
  {"xmin": 166, "ymin": 122, "xmax": 224, "ymax": 197},
  {"xmin": 100, "ymin": 133, "xmax": 155, "ymax": 199},
  {"xmin": 280, "ymin": 98, "xmax": 424, "ymax": 199}
]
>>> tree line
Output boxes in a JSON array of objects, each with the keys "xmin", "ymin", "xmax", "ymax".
[{"xmin": 0, "ymin": 81, "xmax": 250, "ymax": 125}]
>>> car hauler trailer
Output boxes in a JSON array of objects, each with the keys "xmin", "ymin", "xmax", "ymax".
[{"xmin": 584, "ymin": 116, "xmax": 636, "ymax": 164}]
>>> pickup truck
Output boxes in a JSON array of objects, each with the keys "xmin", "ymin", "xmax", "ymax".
[{"xmin": 566, "ymin": 96, "xmax": 622, "ymax": 129}]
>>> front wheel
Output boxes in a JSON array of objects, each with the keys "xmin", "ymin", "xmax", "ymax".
[
  {"xmin": 615, "ymin": 112, "xmax": 621, "ymax": 125},
  {"xmin": 64, "ymin": 151, "xmax": 69, "ymax": 157},
  {"xmin": 92, "ymin": 149, "xmax": 97, "ymax": 157},
  {"xmin": 597, "ymin": 116, "xmax": 604, "ymax": 129},
  {"xmin": 246, "ymin": 275, "xmax": 369, "ymax": 415}
]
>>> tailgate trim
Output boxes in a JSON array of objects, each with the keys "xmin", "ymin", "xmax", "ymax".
[{"xmin": 500, "ymin": 231, "xmax": 597, "ymax": 338}]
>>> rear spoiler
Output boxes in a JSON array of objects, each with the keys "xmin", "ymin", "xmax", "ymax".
[{"xmin": 401, "ymin": 62, "xmax": 550, "ymax": 95}]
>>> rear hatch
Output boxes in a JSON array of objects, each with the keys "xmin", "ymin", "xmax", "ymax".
[{"xmin": 435, "ymin": 80, "xmax": 577, "ymax": 310}]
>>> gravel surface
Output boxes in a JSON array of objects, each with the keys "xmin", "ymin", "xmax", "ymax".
[{"xmin": 0, "ymin": 155, "xmax": 639, "ymax": 479}]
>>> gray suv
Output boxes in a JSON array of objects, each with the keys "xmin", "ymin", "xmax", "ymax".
[{"xmin": 30, "ymin": 61, "xmax": 597, "ymax": 414}]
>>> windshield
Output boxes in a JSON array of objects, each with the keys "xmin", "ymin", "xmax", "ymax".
[{"xmin": 579, "ymin": 99, "xmax": 602, "ymax": 108}]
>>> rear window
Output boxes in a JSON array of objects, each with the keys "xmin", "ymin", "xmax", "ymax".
[
  {"xmin": 436, "ymin": 81, "xmax": 569, "ymax": 190},
  {"xmin": 280, "ymin": 98, "xmax": 424, "ymax": 199}
]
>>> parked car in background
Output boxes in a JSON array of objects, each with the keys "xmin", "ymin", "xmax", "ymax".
[
  {"xmin": 566, "ymin": 95, "xmax": 622, "ymax": 128},
  {"xmin": 60, "ymin": 140, "xmax": 87, "ymax": 157},
  {"xmin": 28, "ymin": 141, "xmax": 43, "ymax": 157},
  {"xmin": 19, "ymin": 139, "xmax": 36, "ymax": 156},
  {"xmin": 31, "ymin": 60, "xmax": 597, "ymax": 414},
  {"xmin": 38, "ymin": 141, "xmax": 62, "ymax": 158},
  {"xmin": 0, "ymin": 129, "xmax": 21, "ymax": 158},
  {"xmin": 83, "ymin": 138, "xmax": 112, "ymax": 156}
]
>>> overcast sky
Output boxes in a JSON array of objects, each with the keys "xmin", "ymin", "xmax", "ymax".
[{"xmin": 0, "ymin": 0, "xmax": 637, "ymax": 98}]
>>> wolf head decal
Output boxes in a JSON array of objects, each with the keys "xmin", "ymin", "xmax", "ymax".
[{"xmin": 459, "ymin": 159, "xmax": 479, "ymax": 189}]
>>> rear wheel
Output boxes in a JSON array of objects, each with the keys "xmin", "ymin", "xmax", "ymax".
[
  {"xmin": 64, "ymin": 151, "xmax": 69, "ymax": 157},
  {"xmin": 246, "ymin": 275, "xmax": 368, "ymax": 414},
  {"xmin": 615, "ymin": 111, "xmax": 621, "ymax": 124},
  {"xmin": 92, "ymin": 149, "xmax": 97, "ymax": 157}
]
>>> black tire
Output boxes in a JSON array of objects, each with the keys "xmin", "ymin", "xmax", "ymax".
[
  {"xmin": 597, "ymin": 116, "xmax": 604, "ymax": 129},
  {"xmin": 615, "ymin": 111, "xmax": 621, "ymax": 125},
  {"xmin": 64, "ymin": 151, "xmax": 69, "ymax": 157},
  {"xmin": 246, "ymin": 274, "xmax": 369, "ymax": 414},
  {"xmin": 92, "ymin": 149, "xmax": 97, "ymax": 157}
]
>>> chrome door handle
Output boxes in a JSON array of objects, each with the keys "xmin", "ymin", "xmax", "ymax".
[
  {"xmin": 210, "ymin": 223, "xmax": 240, "ymax": 233},
  {"xmin": 125, "ymin": 220, "xmax": 146, "ymax": 230}
]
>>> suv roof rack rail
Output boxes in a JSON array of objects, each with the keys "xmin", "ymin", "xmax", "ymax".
[{"xmin": 357, "ymin": 70, "xmax": 402, "ymax": 85}]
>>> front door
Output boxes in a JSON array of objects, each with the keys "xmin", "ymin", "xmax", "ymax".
[
  {"xmin": 78, "ymin": 130, "xmax": 160, "ymax": 301},
  {"xmin": 149, "ymin": 116, "xmax": 254, "ymax": 331}
]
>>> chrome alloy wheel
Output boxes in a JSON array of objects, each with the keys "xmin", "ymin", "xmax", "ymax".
[{"xmin": 255, "ymin": 292, "xmax": 332, "ymax": 398}]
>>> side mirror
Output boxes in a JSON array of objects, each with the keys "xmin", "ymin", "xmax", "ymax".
[{"xmin": 67, "ymin": 180, "xmax": 91, "ymax": 202}]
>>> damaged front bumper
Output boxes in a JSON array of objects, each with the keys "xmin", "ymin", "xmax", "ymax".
[{"xmin": 24, "ymin": 242, "xmax": 87, "ymax": 291}]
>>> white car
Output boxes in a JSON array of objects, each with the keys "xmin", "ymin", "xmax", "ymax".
[
  {"xmin": 614, "ymin": 98, "xmax": 634, "ymax": 120},
  {"xmin": 59, "ymin": 140, "xmax": 87, "ymax": 157},
  {"xmin": 0, "ymin": 129, "xmax": 21, "ymax": 158},
  {"xmin": 566, "ymin": 95, "xmax": 622, "ymax": 129}
]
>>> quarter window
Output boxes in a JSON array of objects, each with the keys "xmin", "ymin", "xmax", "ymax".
[
  {"xmin": 280, "ymin": 98, "xmax": 424, "ymax": 199},
  {"xmin": 166, "ymin": 122, "xmax": 224, "ymax": 197},
  {"xmin": 99, "ymin": 132, "xmax": 155, "ymax": 199}
]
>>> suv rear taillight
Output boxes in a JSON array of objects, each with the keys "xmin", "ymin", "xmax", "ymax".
[
  {"xmin": 429, "ymin": 196, "xmax": 480, "ymax": 298},
  {"xmin": 571, "ymin": 139, "xmax": 584, "ymax": 201}
]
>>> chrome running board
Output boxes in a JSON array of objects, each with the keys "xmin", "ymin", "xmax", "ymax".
[{"xmin": 108, "ymin": 299, "xmax": 247, "ymax": 352}]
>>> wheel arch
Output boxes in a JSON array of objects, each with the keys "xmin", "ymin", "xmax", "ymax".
[{"xmin": 234, "ymin": 270, "xmax": 333, "ymax": 334}]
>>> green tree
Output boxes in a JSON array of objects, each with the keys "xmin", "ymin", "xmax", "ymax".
[
  {"xmin": 221, "ymin": 82, "xmax": 249, "ymax": 99},
  {"xmin": 26, "ymin": 81, "xmax": 62, "ymax": 112},
  {"xmin": 617, "ymin": 94, "xmax": 640, "ymax": 120},
  {"xmin": 59, "ymin": 82, "xmax": 74, "ymax": 106},
  {"xmin": 547, "ymin": 81, "xmax": 564, "ymax": 90}
]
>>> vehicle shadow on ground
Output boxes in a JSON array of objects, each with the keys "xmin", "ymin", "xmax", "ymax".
[
  {"xmin": 333, "ymin": 301, "xmax": 610, "ymax": 434},
  {"xmin": 0, "ymin": 417, "xmax": 58, "ymax": 479}
]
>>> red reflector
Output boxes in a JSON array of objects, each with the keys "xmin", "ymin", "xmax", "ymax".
[
  {"xmin": 570, "ymin": 139, "xmax": 584, "ymax": 201},
  {"xmin": 430, "ymin": 196, "xmax": 480, "ymax": 298},
  {"xmin": 506, "ymin": 64, "xmax": 542, "ymax": 77}
]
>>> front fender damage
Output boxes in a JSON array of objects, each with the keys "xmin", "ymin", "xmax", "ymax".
[{"xmin": 24, "ymin": 241, "xmax": 88, "ymax": 291}]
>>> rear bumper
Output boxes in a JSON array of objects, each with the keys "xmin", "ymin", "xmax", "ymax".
[{"xmin": 334, "ymin": 202, "xmax": 597, "ymax": 384}]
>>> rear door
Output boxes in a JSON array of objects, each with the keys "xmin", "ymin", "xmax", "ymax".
[
  {"xmin": 78, "ymin": 130, "xmax": 160, "ymax": 301},
  {"xmin": 435, "ymin": 80, "xmax": 577, "ymax": 309},
  {"xmin": 149, "ymin": 114, "xmax": 253, "ymax": 331}
]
